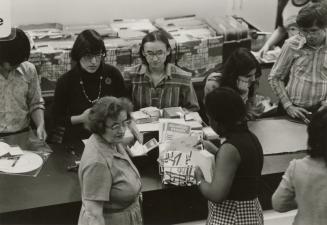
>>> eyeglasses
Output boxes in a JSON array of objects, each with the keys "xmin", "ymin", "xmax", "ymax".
[
  {"xmin": 144, "ymin": 50, "xmax": 166, "ymax": 58},
  {"xmin": 299, "ymin": 28, "xmax": 323, "ymax": 36},
  {"xmin": 82, "ymin": 53, "xmax": 105, "ymax": 61},
  {"xmin": 105, "ymin": 119, "xmax": 131, "ymax": 131}
]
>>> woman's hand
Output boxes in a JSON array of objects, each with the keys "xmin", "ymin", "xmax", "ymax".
[
  {"xmin": 36, "ymin": 125, "xmax": 47, "ymax": 141},
  {"xmin": 71, "ymin": 108, "xmax": 92, "ymax": 126},
  {"xmin": 81, "ymin": 108, "xmax": 92, "ymax": 122},
  {"xmin": 258, "ymin": 44, "xmax": 270, "ymax": 58}
]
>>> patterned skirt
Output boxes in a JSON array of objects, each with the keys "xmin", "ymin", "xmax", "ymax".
[{"xmin": 207, "ymin": 198, "xmax": 263, "ymax": 225}]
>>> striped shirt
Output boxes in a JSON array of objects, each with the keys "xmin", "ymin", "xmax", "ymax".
[
  {"xmin": 124, "ymin": 63, "xmax": 200, "ymax": 111},
  {"xmin": 269, "ymin": 34, "xmax": 327, "ymax": 109},
  {"xmin": 0, "ymin": 61, "xmax": 44, "ymax": 133}
]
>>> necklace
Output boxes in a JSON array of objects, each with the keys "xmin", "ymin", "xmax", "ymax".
[{"xmin": 80, "ymin": 76, "xmax": 103, "ymax": 104}]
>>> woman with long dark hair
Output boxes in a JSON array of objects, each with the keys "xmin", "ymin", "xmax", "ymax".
[
  {"xmin": 124, "ymin": 30, "xmax": 199, "ymax": 112},
  {"xmin": 204, "ymin": 47, "xmax": 263, "ymax": 119}
]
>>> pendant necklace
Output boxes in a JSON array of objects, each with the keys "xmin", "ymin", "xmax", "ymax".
[{"xmin": 80, "ymin": 76, "xmax": 103, "ymax": 104}]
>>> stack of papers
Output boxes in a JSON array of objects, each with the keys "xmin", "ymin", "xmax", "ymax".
[
  {"xmin": 110, "ymin": 19, "xmax": 157, "ymax": 40},
  {"xmin": 128, "ymin": 138, "xmax": 159, "ymax": 157},
  {"xmin": 160, "ymin": 121, "xmax": 191, "ymax": 142},
  {"xmin": 163, "ymin": 107, "xmax": 185, "ymax": 119},
  {"xmin": 131, "ymin": 107, "xmax": 160, "ymax": 124},
  {"xmin": 159, "ymin": 149, "xmax": 214, "ymax": 186}
]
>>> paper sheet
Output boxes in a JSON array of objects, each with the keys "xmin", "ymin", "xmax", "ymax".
[{"xmin": 248, "ymin": 119, "xmax": 307, "ymax": 155}]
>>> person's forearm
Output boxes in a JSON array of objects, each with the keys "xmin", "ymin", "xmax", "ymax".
[
  {"xmin": 31, "ymin": 108, "xmax": 45, "ymax": 129},
  {"xmin": 272, "ymin": 187, "xmax": 297, "ymax": 212},
  {"xmin": 71, "ymin": 114, "xmax": 85, "ymax": 125},
  {"xmin": 263, "ymin": 27, "xmax": 287, "ymax": 50},
  {"xmin": 198, "ymin": 180, "xmax": 226, "ymax": 203},
  {"xmin": 269, "ymin": 78, "xmax": 292, "ymax": 109}
]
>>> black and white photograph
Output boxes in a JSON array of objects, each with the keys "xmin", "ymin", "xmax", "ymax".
[{"xmin": 1, "ymin": 0, "xmax": 327, "ymax": 224}]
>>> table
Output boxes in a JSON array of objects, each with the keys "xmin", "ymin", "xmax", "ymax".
[{"xmin": 0, "ymin": 118, "xmax": 307, "ymax": 224}]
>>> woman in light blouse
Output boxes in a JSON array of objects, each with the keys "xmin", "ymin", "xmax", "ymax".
[
  {"xmin": 272, "ymin": 108, "xmax": 327, "ymax": 225},
  {"xmin": 78, "ymin": 96, "xmax": 142, "ymax": 225}
]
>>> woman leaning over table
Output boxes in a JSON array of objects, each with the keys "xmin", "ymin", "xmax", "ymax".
[
  {"xmin": 272, "ymin": 108, "xmax": 327, "ymax": 225},
  {"xmin": 51, "ymin": 29, "xmax": 128, "ymax": 144},
  {"xmin": 78, "ymin": 96, "xmax": 143, "ymax": 225},
  {"xmin": 195, "ymin": 87, "xmax": 264, "ymax": 225},
  {"xmin": 124, "ymin": 30, "xmax": 200, "ymax": 112},
  {"xmin": 204, "ymin": 47, "xmax": 263, "ymax": 119}
]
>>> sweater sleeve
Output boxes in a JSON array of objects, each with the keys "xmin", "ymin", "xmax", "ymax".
[
  {"xmin": 272, "ymin": 159, "xmax": 298, "ymax": 212},
  {"xmin": 52, "ymin": 75, "xmax": 73, "ymax": 127},
  {"xmin": 110, "ymin": 65, "xmax": 130, "ymax": 99}
]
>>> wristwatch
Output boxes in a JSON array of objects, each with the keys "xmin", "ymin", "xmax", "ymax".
[{"xmin": 196, "ymin": 180, "xmax": 203, "ymax": 186}]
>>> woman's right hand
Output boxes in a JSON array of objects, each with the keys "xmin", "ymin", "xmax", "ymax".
[
  {"xmin": 81, "ymin": 108, "xmax": 92, "ymax": 122},
  {"xmin": 258, "ymin": 44, "xmax": 270, "ymax": 58},
  {"xmin": 71, "ymin": 108, "xmax": 92, "ymax": 125}
]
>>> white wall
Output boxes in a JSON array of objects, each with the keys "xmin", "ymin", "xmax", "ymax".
[
  {"xmin": 11, "ymin": 0, "xmax": 229, "ymax": 25},
  {"xmin": 228, "ymin": 0, "xmax": 277, "ymax": 32},
  {"xmin": 11, "ymin": 0, "xmax": 276, "ymax": 32}
]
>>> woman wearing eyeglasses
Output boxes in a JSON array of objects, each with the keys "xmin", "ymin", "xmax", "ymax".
[
  {"xmin": 51, "ymin": 29, "xmax": 128, "ymax": 144},
  {"xmin": 78, "ymin": 96, "xmax": 143, "ymax": 225},
  {"xmin": 204, "ymin": 47, "xmax": 263, "ymax": 120},
  {"xmin": 124, "ymin": 30, "xmax": 200, "ymax": 112}
]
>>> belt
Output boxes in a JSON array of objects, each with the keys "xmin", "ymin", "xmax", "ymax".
[{"xmin": 0, "ymin": 127, "xmax": 30, "ymax": 137}]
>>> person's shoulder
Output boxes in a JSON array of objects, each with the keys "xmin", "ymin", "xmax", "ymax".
[
  {"xmin": 82, "ymin": 135, "xmax": 113, "ymax": 167},
  {"xmin": 103, "ymin": 64, "xmax": 122, "ymax": 76},
  {"xmin": 17, "ymin": 61, "xmax": 37, "ymax": 79},
  {"xmin": 123, "ymin": 64, "xmax": 145, "ymax": 80},
  {"xmin": 294, "ymin": 156, "xmax": 325, "ymax": 169},
  {"xmin": 124, "ymin": 64, "xmax": 143, "ymax": 74},
  {"xmin": 169, "ymin": 64, "xmax": 192, "ymax": 79},
  {"xmin": 57, "ymin": 66, "xmax": 78, "ymax": 83}
]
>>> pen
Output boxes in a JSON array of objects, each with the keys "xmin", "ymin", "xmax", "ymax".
[{"xmin": 11, "ymin": 157, "xmax": 20, "ymax": 167}]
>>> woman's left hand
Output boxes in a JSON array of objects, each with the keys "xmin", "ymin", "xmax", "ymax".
[{"xmin": 36, "ymin": 125, "xmax": 47, "ymax": 141}]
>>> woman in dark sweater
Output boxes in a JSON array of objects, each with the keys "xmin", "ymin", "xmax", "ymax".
[
  {"xmin": 51, "ymin": 29, "xmax": 128, "ymax": 143},
  {"xmin": 195, "ymin": 87, "xmax": 264, "ymax": 225}
]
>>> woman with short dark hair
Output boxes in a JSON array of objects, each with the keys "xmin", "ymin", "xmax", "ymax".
[
  {"xmin": 124, "ymin": 30, "xmax": 199, "ymax": 111},
  {"xmin": 51, "ymin": 29, "xmax": 128, "ymax": 143},
  {"xmin": 272, "ymin": 108, "xmax": 327, "ymax": 225},
  {"xmin": 195, "ymin": 87, "xmax": 264, "ymax": 225},
  {"xmin": 78, "ymin": 96, "xmax": 143, "ymax": 225}
]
